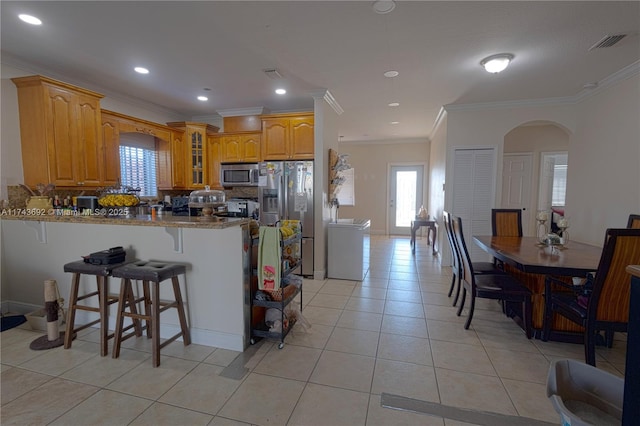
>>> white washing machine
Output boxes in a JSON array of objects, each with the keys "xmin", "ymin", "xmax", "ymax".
[{"xmin": 328, "ymin": 218, "xmax": 371, "ymax": 281}]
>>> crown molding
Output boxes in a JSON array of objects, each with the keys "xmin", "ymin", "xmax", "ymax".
[
  {"xmin": 340, "ymin": 137, "xmax": 428, "ymax": 146},
  {"xmin": 311, "ymin": 89, "xmax": 344, "ymax": 115},
  {"xmin": 445, "ymin": 60, "xmax": 640, "ymax": 113},
  {"xmin": 431, "ymin": 107, "xmax": 447, "ymax": 136},
  {"xmin": 215, "ymin": 107, "xmax": 270, "ymax": 117}
]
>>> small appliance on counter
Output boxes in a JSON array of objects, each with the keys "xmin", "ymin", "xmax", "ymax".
[
  {"xmin": 171, "ymin": 196, "xmax": 190, "ymax": 216},
  {"xmin": 76, "ymin": 196, "xmax": 99, "ymax": 213},
  {"xmin": 225, "ymin": 198, "xmax": 259, "ymax": 218}
]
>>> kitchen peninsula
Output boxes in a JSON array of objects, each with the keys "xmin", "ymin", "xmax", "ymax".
[{"xmin": 1, "ymin": 214, "xmax": 252, "ymax": 351}]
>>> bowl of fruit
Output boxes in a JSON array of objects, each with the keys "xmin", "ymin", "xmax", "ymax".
[{"xmin": 98, "ymin": 185, "xmax": 140, "ymax": 216}]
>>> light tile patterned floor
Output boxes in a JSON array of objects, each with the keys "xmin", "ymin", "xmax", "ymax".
[{"xmin": 1, "ymin": 235, "xmax": 627, "ymax": 425}]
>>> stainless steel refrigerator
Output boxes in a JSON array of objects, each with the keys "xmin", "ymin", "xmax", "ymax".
[{"xmin": 258, "ymin": 161, "xmax": 314, "ymax": 276}]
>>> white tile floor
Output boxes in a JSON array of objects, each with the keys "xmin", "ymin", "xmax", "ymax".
[{"xmin": 1, "ymin": 235, "xmax": 627, "ymax": 425}]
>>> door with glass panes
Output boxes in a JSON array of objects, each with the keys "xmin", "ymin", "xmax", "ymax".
[{"xmin": 389, "ymin": 165, "xmax": 424, "ymax": 235}]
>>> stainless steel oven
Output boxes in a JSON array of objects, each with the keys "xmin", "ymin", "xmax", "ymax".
[{"xmin": 220, "ymin": 163, "xmax": 260, "ymax": 187}]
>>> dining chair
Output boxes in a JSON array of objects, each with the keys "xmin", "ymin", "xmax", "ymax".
[
  {"xmin": 490, "ymin": 209, "xmax": 523, "ymax": 270},
  {"xmin": 491, "ymin": 209, "xmax": 523, "ymax": 237},
  {"xmin": 451, "ymin": 215, "xmax": 532, "ymax": 337},
  {"xmin": 542, "ymin": 228, "xmax": 640, "ymax": 366},
  {"xmin": 627, "ymin": 214, "xmax": 640, "ymax": 228},
  {"xmin": 443, "ymin": 211, "xmax": 502, "ymax": 307}
]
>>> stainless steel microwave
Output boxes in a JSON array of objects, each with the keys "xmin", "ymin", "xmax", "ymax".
[{"xmin": 220, "ymin": 163, "xmax": 260, "ymax": 187}]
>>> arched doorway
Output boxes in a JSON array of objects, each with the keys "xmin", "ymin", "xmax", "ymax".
[{"xmin": 502, "ymin": 121, "xmax": 570, "ymax": 235}]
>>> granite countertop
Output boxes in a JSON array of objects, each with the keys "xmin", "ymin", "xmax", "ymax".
[{"xmin": 0, "ymin": 211, "xmax": 250, "ymax": 229}]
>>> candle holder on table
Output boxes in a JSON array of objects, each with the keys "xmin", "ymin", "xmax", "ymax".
[{"xmin": 536, "ymin": 210, "xmax": 549, "ymax": 245}]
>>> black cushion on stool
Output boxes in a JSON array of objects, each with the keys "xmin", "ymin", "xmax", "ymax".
[
  {"xmin": 111, "ymin": 261, "xmax": 186, "ymax": 282},
  {"xmin": 63, "ymin": 260, "xmax": 127, "ymax": 276}
]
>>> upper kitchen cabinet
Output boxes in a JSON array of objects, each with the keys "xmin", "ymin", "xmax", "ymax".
[
  {"xmin": 12, "ymin": 75, "xmax": 106, "ymax": 188},
  {"xmin": 167, "ymin": 122, "xmax": 220, "ymax": 189},
  {"xmin": 220, "ymin": 132, "xmax": 261, "ymax": 163},
  {"xmin": 261, "ymin": 113, "xmax": 314, "ymax": 161},
  {"xmin": 207, "ymin": 135, "xmax": 223, "ymax": 189},
  {"xmin": 101, "ymin": 109, "xmax": 175, "ymax": 190}
]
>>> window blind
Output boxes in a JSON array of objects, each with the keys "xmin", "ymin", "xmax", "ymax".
[{"xmin": 119, "ymin": 145, "xmax": 158, "ymax": 197}]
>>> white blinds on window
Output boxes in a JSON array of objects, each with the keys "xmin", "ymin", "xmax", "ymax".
[{"xmin": 119, "ymin": 145, "xmax": 158, "ymax": 197}]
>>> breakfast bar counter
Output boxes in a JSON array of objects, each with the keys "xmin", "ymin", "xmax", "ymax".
[{"xmin": 1, "ymin": 214, "xmax": 253, "ymax": 351}]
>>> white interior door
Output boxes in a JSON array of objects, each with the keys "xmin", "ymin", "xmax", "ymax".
[
  {"xmin": 452, "ymin": 148, "xmax": 495, "ymax": 261},
  {"xmin": 389, "ymin": 165, "xmax": 424, "ymax": 235},
  {"xmin": 501, "ymin": 153, "xmax": 532, "ymax": 234}
]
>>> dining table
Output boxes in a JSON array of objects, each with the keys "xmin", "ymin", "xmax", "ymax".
[{"xmin": 473, "ymin": 235, "xmax": 603, "ymax": 339}]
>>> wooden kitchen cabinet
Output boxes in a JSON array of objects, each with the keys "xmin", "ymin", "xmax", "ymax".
[
  {"xmin": 207, "ymin": 135, "xmax": 223, "ymax": 188},
  {"xmin": 220, "ymin": 132, "xmax": 261, "ymax": 163},
  {"xmin": 100, "ymin": 112, "xmax": 122, "ymax": 187},
  {"xmin": 101, "ymin": 109, "xmax": 175, "ymax": 189},
  {"xmin": 167, "ymin": 122, "xmax": 220, "ymax": 189},
  {"xmin": 261, "ymin": 113, "xmax": 314, "ymax": 161},
  {"xmin": 12, "ymin": 75, "xmax": 106, "ymax": 188}
]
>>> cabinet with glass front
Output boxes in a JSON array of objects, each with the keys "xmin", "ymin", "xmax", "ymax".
[{"xmin": 167, "ymin": 122, "xmax": 220, "ymax": 189}]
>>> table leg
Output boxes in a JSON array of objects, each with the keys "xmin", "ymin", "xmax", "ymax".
[
  {"xmin": 410, "ymin": 222, "xmax": 417, "ymax": 253},
  {"xmin": 430, "ymin": 225, "xmax": 437, "ymax": 255}
]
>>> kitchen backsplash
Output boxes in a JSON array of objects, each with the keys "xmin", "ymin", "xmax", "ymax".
[{"xmin": 6, "ymin": 185, "xmax": 260, "ymax": 209}]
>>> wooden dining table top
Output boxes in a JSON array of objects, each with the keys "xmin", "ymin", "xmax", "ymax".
[{"xmin": 473, "ymin": 235, "xmax": 602, "ymax": 277}]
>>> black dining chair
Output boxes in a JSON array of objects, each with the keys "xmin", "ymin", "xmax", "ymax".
[
  {"xmin": 443, "ymin": 211, "xmax": 502, "ymax": 307},
  {"xmin": 627, "ymin": 214, "xmax": 640, "ymax": 229},
  {"xmin": 542, "ymin": 228, "xmax": 640, "ymax": 366},
  {"xmin": 451, "ymin": 215, "xmax": 532, "ymax": 337}
]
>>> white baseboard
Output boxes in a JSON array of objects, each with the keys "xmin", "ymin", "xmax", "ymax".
[{"xmin": 1, "ymin": 300, "xmax": 43, "ymax": 315}]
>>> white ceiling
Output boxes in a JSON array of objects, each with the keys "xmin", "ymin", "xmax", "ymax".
[{"xmin": 2, "ymin": 1, "xmax": 639, "ymax": 142}]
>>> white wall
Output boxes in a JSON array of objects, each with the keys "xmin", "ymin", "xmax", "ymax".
[
  {"xmin": 568, "ymin": 74, "xmax": 640, "ymax": 244},
  {"xmin": 313, "ymin": 94, "xmax": 340, "ymax": 280},
  {"xmin": 337, "ymin": 140, "xmax": 430, "ymax": 235},
  {"xmin": 429, "ymin": 112, "xmax": 449, "ymax": 263},
  {"xmin": 442, "ymin": 72, "xmax": 639, "ymax": 246}
]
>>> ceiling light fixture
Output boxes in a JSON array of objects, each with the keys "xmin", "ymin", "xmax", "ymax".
[
  {"xmin": 390, "ymin": 121, "xmax": 399, "ymax": 125},
  {"xmin": 275, "ymin": 88, "xmax": 286, "ymax": 95},
  {"xmin": 197, "ymin": 96, "xmax": 208, "ymax": 101},
  {"xmin": 18, "ymin": 14, "xmax": 42, "ymax": 25},
  {"xmin": 384, "ymin": 70, "xmax": 399, "ymax": 78},
  {"xmin": 480, "ymin": 53, "xmax": 514, "ymax": 73},
  {"xmin": 388, "ymin": 102, "xmax": 400, "ymax": 107},
  {"xmin": 134, "ymin": 67, "xmax": 149, "ymax": 74},
  {"xmin": 373, "ymin": 0, "xmax": 396, "ymax": 14}
]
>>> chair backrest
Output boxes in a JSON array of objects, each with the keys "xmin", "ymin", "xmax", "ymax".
[
  {"xmin": 627, "ymin": 214, "xmax": 640, "ymax": 229},
  {"xmin": 443, "ymin": 211, "xmax": 460, "ymax": 273},
  {"xmin": 451, "ymin": 215, "xmax": 475, "ymax": 287},
  {"xmin": 589, "ymin": 228, "xmax": 640, "ymax": 323},
  {"xmin": 491, "ymin": 209, "xmax": 523, "ymax": 237}
]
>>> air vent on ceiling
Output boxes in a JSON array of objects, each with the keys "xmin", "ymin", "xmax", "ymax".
[
  {"xmin": 263, "ymin": 68, "xmax": 284, "ymax": 79},
  {"xmin": 588, "ymin": 33, "xmax": 628, "ymax": 50}
]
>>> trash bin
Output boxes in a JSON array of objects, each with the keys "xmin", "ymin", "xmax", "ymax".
[{"xmin": 546, "ymin": 359, "xmax": 623, "ymax": 426}]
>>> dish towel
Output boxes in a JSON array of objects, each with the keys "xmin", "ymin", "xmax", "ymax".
[{"xmin": 258, "ymin": 226, "xmax": 281, "ymax": 290}]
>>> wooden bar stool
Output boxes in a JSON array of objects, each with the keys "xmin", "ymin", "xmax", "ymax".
[
  {"xmin": 63, "ymin": 260, "xmax": 142, "ymax": 356},
  {"xmin": 111, "ymin": 261, "xmax": 191, "ymax": 367}
]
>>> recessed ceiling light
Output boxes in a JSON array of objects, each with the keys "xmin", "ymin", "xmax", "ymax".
[
  {"xmin": 373, "ymin": 0, "xmax": 396, "ymax": 14},
  {"xmin": 384, "ymin": 70, "xmax": 399, "ymax": 78},
  {"xmin": 134, "ymin": 67, "xmax": 149, "ymax": 74},
  {"xmin": 480, "ymin": 53, "xmax": 514, "ymax": 73},
  {"xmin": 197, "ymin": 96, "xmax": 208, "ymax": 101},
  {"xmin": 388, "ymin": 102, "xmax": 400, "ymax": 107},
  {"xmin": 275, "ymin": 88, "xmax": 286, "ymax": 95},
  {"xmin": 390, "ymin": 121, "xmax": 400, "ymax": 125},
  {"xmin": 18, "ymin": 14, "xmax": 42, "ymax": 25}
]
